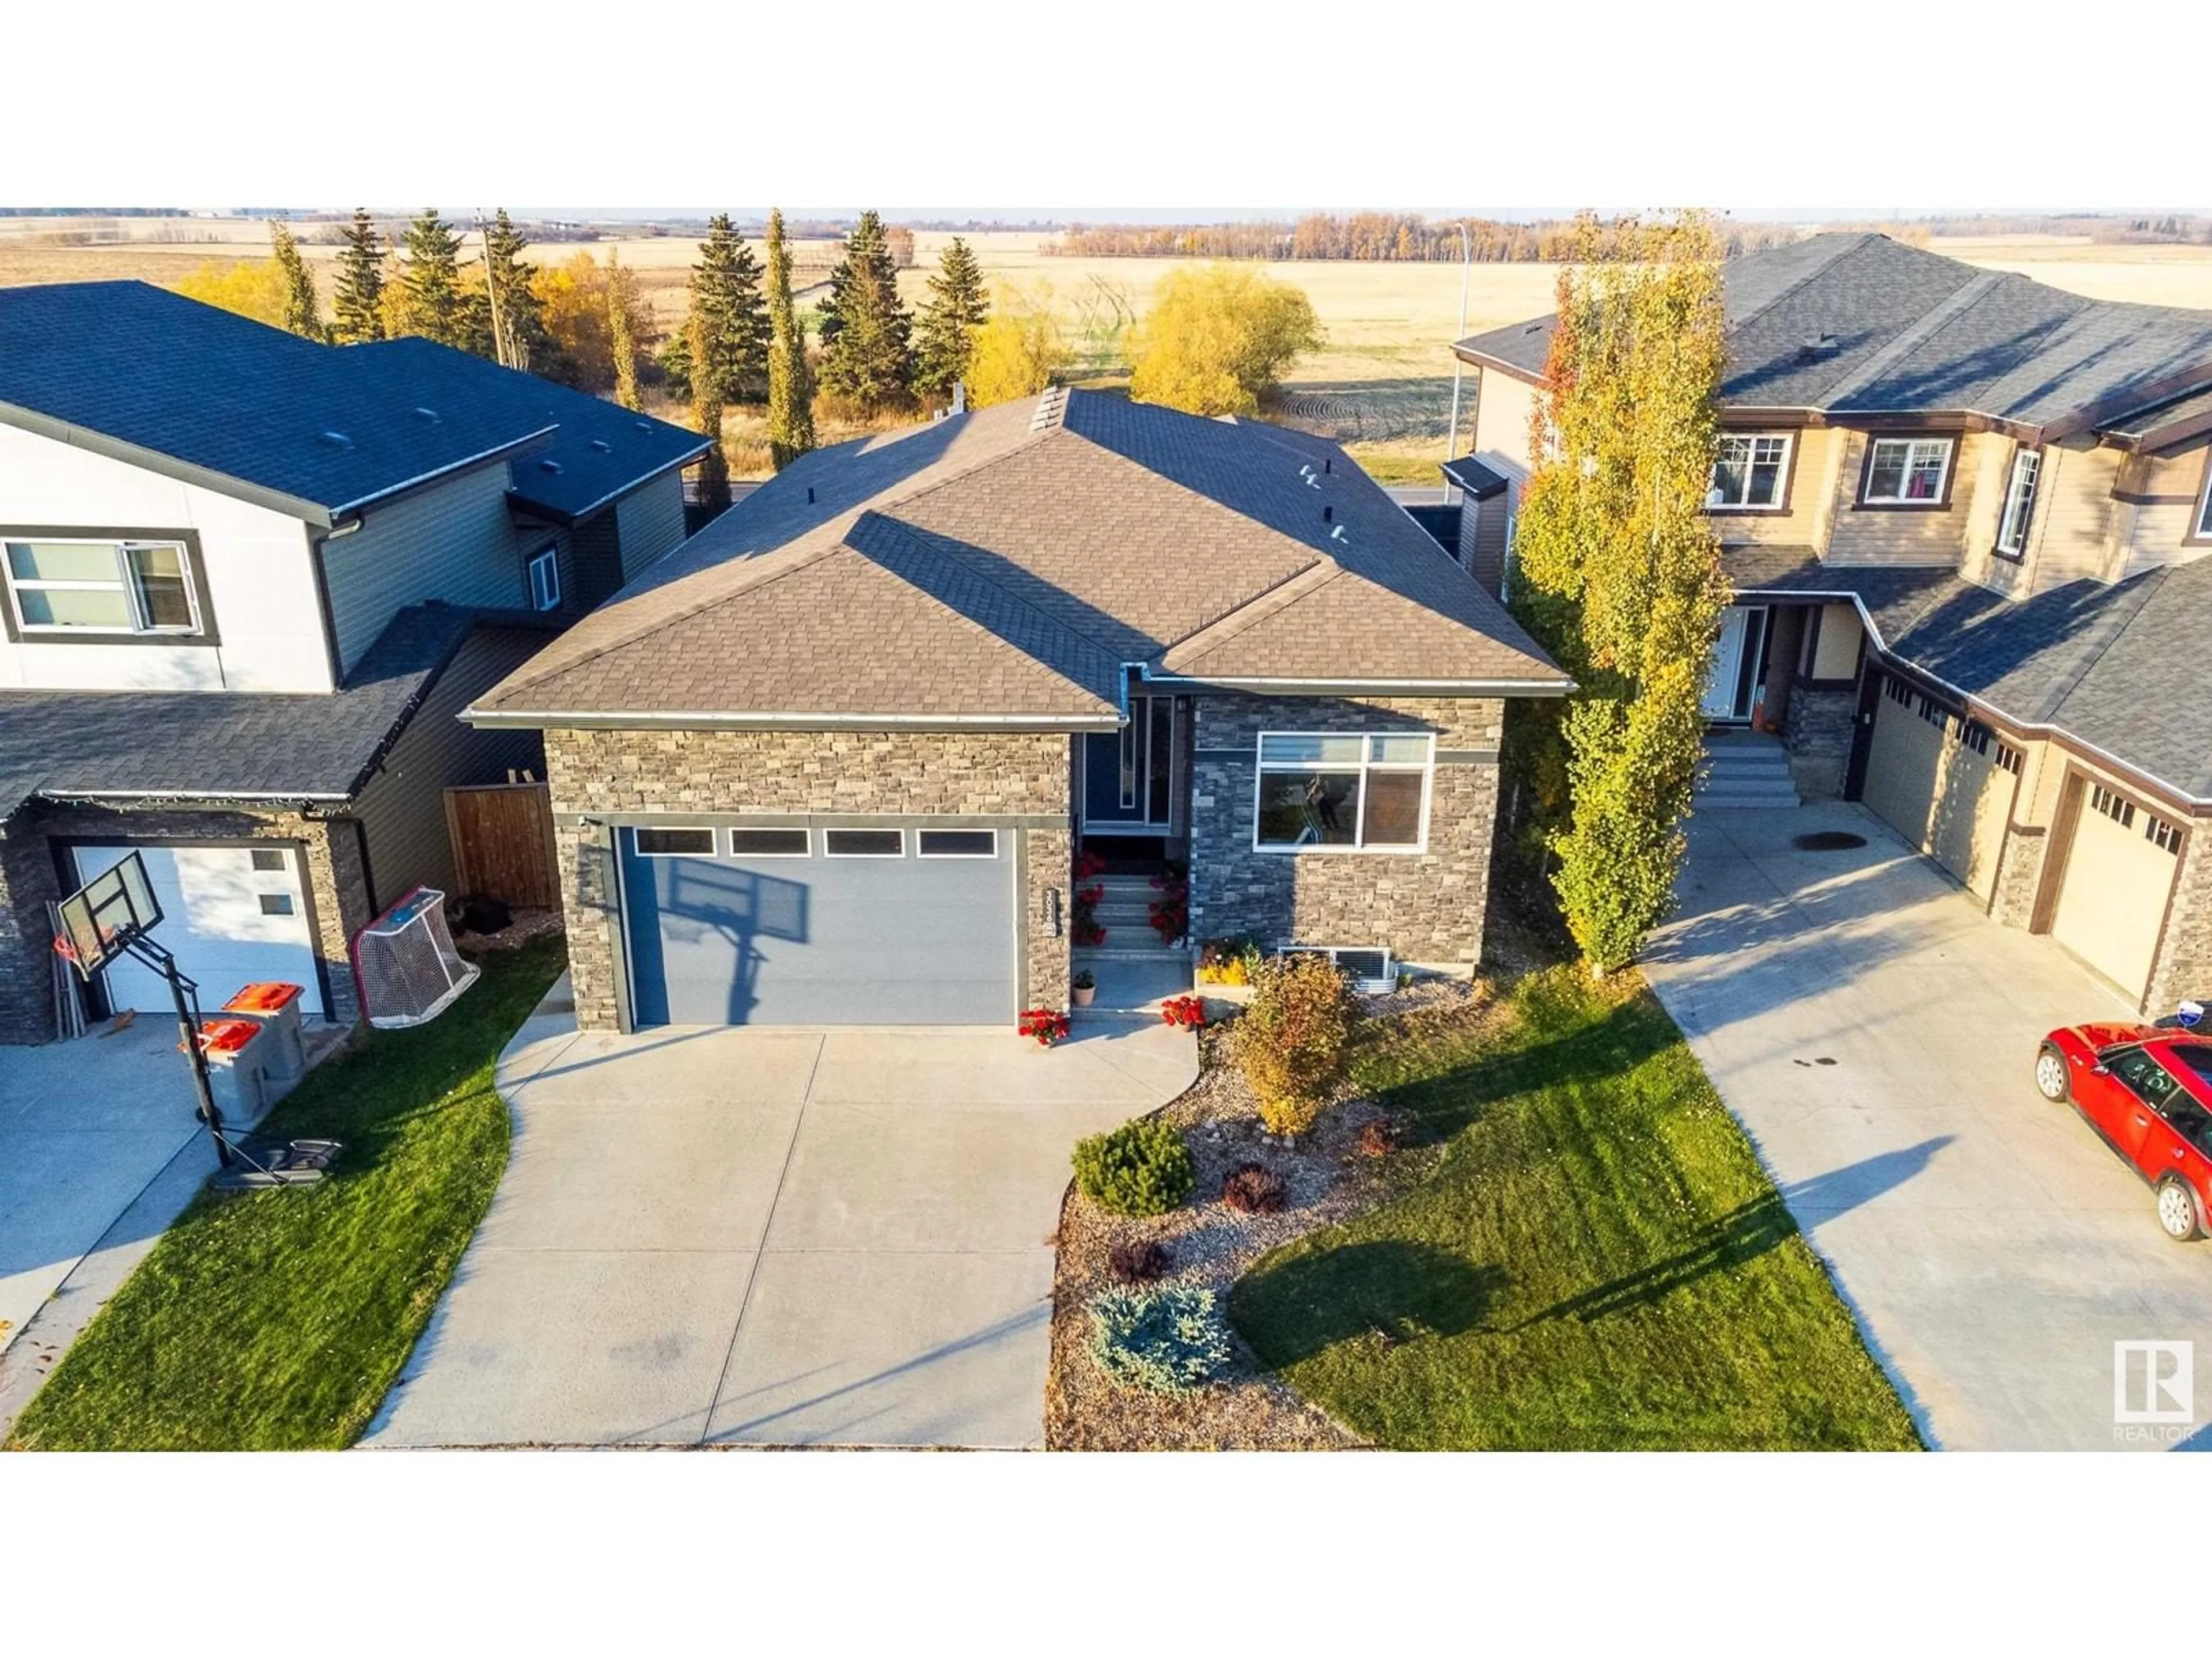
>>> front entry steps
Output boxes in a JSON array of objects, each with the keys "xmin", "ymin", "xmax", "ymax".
[
  {"xmin": 1074, "ymin": 874, "xmax": 1190, "ymax": 1013},
  {"xmin": 1698, "ymin": 730, "xmax": 1802, "ymax": 810}
]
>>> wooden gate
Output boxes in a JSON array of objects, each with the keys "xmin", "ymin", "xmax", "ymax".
[{"xmin": 444, "ymin": 782, "xmax": 559, "ymax": 908}]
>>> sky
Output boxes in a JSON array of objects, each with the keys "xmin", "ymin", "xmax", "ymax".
[{"xmin": 6, "ymin": 1, "xmax": 2204, "ymax": 216}]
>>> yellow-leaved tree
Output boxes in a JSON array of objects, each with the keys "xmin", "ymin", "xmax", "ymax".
[
  {"xmin": 965, "ymin": 285, "xmax": 1071, "ymax": 407},
  {"xmin": 175, "ymin": 258, "xmax": 290, "ymax": 329},
  {"xmin": 1127, "ymin": 264, "xmax": 1322, "ymax": 415}
]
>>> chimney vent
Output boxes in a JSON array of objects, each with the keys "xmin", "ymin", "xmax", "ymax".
[{"xmin": 1322, "ymin": 504, "xmax": 1334, "ymax": 524}]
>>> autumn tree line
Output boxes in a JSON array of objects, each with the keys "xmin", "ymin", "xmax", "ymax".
[{"xmin": 1046, "ymin": 213, "xmax": 1805, "ymax": 263}]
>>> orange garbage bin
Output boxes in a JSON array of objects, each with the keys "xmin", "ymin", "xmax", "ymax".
[{"xmin": 223, "ymin": 982, "xmax": 306, "ymax": 1080}]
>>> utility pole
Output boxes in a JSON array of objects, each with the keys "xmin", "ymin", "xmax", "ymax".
[{"xmin": 1442, "ymin": 219, "xmax": 1474, "ymax": 504}]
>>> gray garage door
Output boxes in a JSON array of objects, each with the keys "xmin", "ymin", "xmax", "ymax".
[{"xmin": 618, "ymin": 824, "xmax": 1017, "ymax": 1027}]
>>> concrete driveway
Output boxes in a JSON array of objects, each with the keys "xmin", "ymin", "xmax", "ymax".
[
  {"xmin": 366, "ymin": 986, "xmax": 1196, "ymax": 1448},
  {"xmin": 1645, "ymin": 802, "xmax": 2212, "ymax": 1452}
]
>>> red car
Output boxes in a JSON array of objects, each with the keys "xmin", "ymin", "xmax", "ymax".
[{"xmin": 2036, "ymin": 1022, "xmax": 2212, "ymax": 1242}]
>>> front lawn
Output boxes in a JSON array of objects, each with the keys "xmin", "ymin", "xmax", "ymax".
[
  {"xmin": 9, "ymin": 938, "xmax": 563, "ymax": 1451},
  {"xmin": 1229, "ymin": 968, "xmax": 1920, "ymax": 1450}
]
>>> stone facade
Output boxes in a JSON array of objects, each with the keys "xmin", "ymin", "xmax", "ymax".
[
  {"xmin": 1987, "ymin": 823, "xmax": 2050, "ymax": 930},
  {"xmin": 1781, "ymin": 678, "xmax": 1858, "ymax": 800},
  {"xmin": 2146, "ymin": 831, "xmax": 2212, "ymax": 1016},
  {"xmin": 542, "ymin": 726, "xmax": 1074, "ymax": 1031},
  {"xmin": 1184, "ymin": 693, "xmax": 1504, "ymax": 971},
  {"xmin": 0, "ymin": 801, "xmax": 372, "ymax": 1045}
]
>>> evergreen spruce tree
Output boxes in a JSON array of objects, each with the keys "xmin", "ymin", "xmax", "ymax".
[
  {"xmin": 687, "ymin": 213, "xmax": 770, "ymax": 404},
  {"xmin": 608, "ymin": 252, "xmax": 642, "ymax": 411},
  {"xmin": 330, "ymin": 209, "xmax": 388, "ymax": 344},
  {"xmin": 397, "ymin": 207, "xmax": 469, "ymax": 347},
  {"xmin": 690, "ymin": 312, "xmax": 732, "ymax": 514},
  {"xmin": 764, "ymin": 208, "xmax": 816, "ymax": 470},
  {"xmin": 912, "ymin": 236, "xmax": 989, "ymax": 402},
  {"xmin": 817, "ymin": 210, "xmax": 915, "ymax": 414},
  {"xmin": 268, "ymin": 221, "xmax": 324, "ymax": 340},
  {"xmin": 480, "ymin": 208, "xmax": 549, "ymax": 370}
]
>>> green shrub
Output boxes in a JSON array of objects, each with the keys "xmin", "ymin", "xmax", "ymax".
[
  {"xmin": 1073, "ymin": 1115, "xmax": 1195, "ymax": 1216},
  {"xmin": 1088, "ymin": 1286, "xmax": 1234, "ymax": 1392},
  {"xmin": 1231, "ymin": 953, "xmax": 1357, "ymax": 1135}
]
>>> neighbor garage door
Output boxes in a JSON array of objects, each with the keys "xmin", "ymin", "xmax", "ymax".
[
  {"xmin": 2050, "ymin": 783, "xmax": 2183, "ymax": 999},
  {"xmin": 1861, "ymin": 680, "xmax": 2014, "ymax": 900},
  {"xmin": 71, "ymin": 843, "xmax": 323, "ymax": 1017},
  {"xmin": 618, "ymin": 824, "xmax": 1017, "ymax": 1027}
]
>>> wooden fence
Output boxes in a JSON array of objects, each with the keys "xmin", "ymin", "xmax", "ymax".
[{"xmin": 444, "ymin": 782, "xmax": 560, "ymax": 909}]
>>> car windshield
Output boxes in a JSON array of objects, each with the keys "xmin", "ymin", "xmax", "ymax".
[{"xmin": 2168, "ymin": 1043, "xmax": 2212, "ymax": 1091}]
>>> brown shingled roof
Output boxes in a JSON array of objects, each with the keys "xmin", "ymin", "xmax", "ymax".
[{"xmin": 472, "ymin": 390, "xmax": 1563, "ymax": 728}]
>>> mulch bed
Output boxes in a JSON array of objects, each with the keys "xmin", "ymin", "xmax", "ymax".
[
  {"xmin": 1045, "ymin": 981, "xmax": 1486, "ymax": 1450},
  {"xmin": 453, "ymin": 906, "xmax": 566, "ymax": 955}
]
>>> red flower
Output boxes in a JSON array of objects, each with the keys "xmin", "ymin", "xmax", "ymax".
[
  {"xmin": 1160, "ymin": 994, "xmax": 1207, "ymax": 1029},
  {"xmin": 1018, "ymin": 1007, "xmax": 1071, "ymax": 1047}
]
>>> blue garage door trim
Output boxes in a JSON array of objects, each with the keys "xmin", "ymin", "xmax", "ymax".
[{"xmin": 619, "ymin": 826, "xmax": 1018, "ymax": 1027}]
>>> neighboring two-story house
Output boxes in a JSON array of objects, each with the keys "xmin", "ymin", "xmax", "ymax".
[
  {"xmin": 1453, "ymin": 232, "xmax": 2212, "ymax": 1012},
  {"xmin": 464, "ymin": 389, "xmax": 1567, "ymax": 1032},
  {"xmin": 0, "ymin": 281, "xmax": 706, "ymax": 1043}
]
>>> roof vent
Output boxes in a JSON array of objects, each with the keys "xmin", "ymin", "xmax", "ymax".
[
  {"xmin": 317, "ymin": 429, "xmax": 354, "ymax": 449},
  {"xmin": 634, "ymin": 420, "xmax": 653, "ymax": 432},
  {"xmin": 1323, "ymin": 457, "xmax": 1332, "ymax": 475},
  {"xmin": 538, "ymin": 459, "xmax": 564, "ymax": 475},
  {"xmin": 589, "ymin": 438, "xmax": 612, "ymax": 453},
  {"xmin": 806, "ymin": 487, "xmax": 816, "ymax": 505},
  {"xmin": 411, "ymin": 406, "xmax": 440, "ymax": 423},
  {"xmin": 1029, "ymin": 385, "xmax": 1070, "ymax": 433},
  {"xmin": 1330, "ymin": 524, "xmax": 1348, "ymax": 543},
  {"xmin": 1322, "ymin": 504, "xmax": 1334, "ymax": 524},
  {"xmin": 1799, "ymin": 333, "xmax": 1842, "ymax": 362}
]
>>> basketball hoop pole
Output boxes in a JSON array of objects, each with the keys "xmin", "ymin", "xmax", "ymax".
[{"xmin": 122, "ymin": 936, "xmax": 233, "ymax": 1170}]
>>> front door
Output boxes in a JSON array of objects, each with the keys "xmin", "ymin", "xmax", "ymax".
[
  {"xmin": 1082, "ymin": 695, "xmax": 1176, "ymax": 836},
  {"xmin": 1702, "ymin": 605, "xmax": 1768, "ymax": 723}
]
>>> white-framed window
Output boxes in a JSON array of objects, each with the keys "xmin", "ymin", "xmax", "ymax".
[
  {"xmin": 3, "ymin": 537, "xmax": 200, "ymax": 635},
  {"xmin": 1253, "ymin": 732, "xmax": 1433, "ymax": 853},
  {"xmin": 1706, "ymin": 433, "xmax": 1792, "ymax": 509},
  {"xmin": 823, "ymin": 828, "xmax": 905, "ymax": 858},
  {"xmin": 726, "ymin": 827, "xmax": 809, "ymax": 857},
  {"xmin": 633, "ymin": 826, "xmax": 715, "ymax": 857},
  {"xmin": 1862, "ymin": 437, "xmax": 1954, "ymax": 504},
  {"xmin": 2147, "ymin": 816, "xmax": 2184, "ymax": 855},
  {"xmin": 1995, "ymin": 743, "xmax": 2024, "ymax": 776},
  {"xmin": 2089, "ymin": 785, "xmax": 2137, "ymax": 830},
  {"xmin": 1995, "ymin": 448, "xmax": 2041, "ymax": 557},
  {"xmin": 2195, "ymin": 465, "xmax": 2212, "ymax": 541},
  {"xmin": 916, "ymin": 829, "xmax": 997, "ymax": 858},
  {"xmin": 527, "ymin": 544, "xmax": 561, "ymax": 611}
]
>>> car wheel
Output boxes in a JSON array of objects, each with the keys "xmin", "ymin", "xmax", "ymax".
[
  {"xmin": 2156, "ymin": 1178, "xmax": 2206, "ymax": 1244},
  {"xmin": 2034, "ymin": 1044, "xmax": 2071, "ymax": 1103}
]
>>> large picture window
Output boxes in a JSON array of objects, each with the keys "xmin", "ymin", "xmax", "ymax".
[
  {"xmin": 1995, "ymin": 448, "xmax": 2041, "ymax": 557},
  {"xmin": 1254, "ymin": 733, "xmax": 1433, "ymax": 852},
  {"xmin": 3, "ymin": 538, "xmax": 201, "ymax": 635},
  {"xmin": 1861, "ymin": 437, "xmax": 1954, "ymax": 505},
  {"xmin": 1707, "ymin": 434, "xmax": 1791, "ymax": 509}
]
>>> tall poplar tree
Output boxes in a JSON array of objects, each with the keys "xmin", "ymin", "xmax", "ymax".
[
  {"xmin": 689, "ymin": 312, "xmax": 732, "ymax": 515},
  {"xmin": 397, "ymin": 207, "xmax": 469, "ymax": 347},
  {"xmin": 816, "ymin": 210, "xmax": 914, "ymax": 413},
  {"xmin": 688, "ymin": 213, "xmax": 770, "ymax": 404},
  {"xmin": 330, "ymin": 209, "xmax": 388, "ymax": 344},
  {"xmin": 1506, "ymin": 214, "xmax": 1729, "ymax": 974},
  {"xmin": 912, "ymin": 236, "xmax": 989, "ymax": 402},
  {"xmin": 268, "ymin": 221, "xmax": 323, "ymax": 340},
  {"xmin": 764, "ymin": 207, "xmax": 816, "ymax": 470},
  {"xmin": 608, "ymin": 251, "xmax": 642, "ymax": 411}
]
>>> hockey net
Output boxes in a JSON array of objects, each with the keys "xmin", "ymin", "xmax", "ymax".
[{"xmin": 351, "ymin": 887, "xmax": 479, "ymax": 1029}]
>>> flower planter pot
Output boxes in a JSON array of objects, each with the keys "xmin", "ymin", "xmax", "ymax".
[{"xmin": 1072, "ymin": 985, "xmax": 1096, "ymax": 1007}]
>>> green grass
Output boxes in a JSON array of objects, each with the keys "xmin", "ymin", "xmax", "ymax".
[
  {"xmin": 1229, "ymin": 968, "xmax": 1921, "ymax": 1450},
  {"xmin": 9, "ymin": 940, "xmax": 563, "ymax": 1450}
]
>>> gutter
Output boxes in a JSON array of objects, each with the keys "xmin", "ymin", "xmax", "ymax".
[
  {"xmin": 459, "ymin": 706, "xmax": 1123, "ymax": 733},
  {"xmin": 1142, "ymin": 672, "xmax": 1575, "ymax": 698},
  {"xmin": 507, "ymin": 440, "xmax": 714, "ymax": 526},
  {"xmin": 1735, "ymin": 582, "xmax": 2212, "ymax": 810}
]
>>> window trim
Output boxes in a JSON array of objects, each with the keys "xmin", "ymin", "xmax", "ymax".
[
  {"xmin": 1705, "ymin": 431, "xmax": 1796, "ymax": 513},
  {"xmin": 630, "ymin": 825, "xmax": 718, "ymax": 858},
  {"xmin": 527, "ymin": 543, "xmax": 561, "ymax": 612},
  {"xmin": 0, "ymin": 528, "xmax": 217, "ymax": 645},
  {"xmin": 2191, "ymin": 448, "xmax": 2212, "ymax": 546},
  {"xmin": 725, "ymin": 827, "xmax": 812, "ymax": 858},
  {"xmin": 916, "ymin": 828, "xmax": 999, "ymax": 859},
  {"xmin": 1251, "ymin": 730, "xmax": 1435, "ymax": 855},
  {"xmin": 1994, "ymin": 446, "xmax": 2041, "ymax": 559},
  {"xmin": 822, "ymin": 827, "xmax": 908, "ymax": 859},
  {"xmin": 1857, "ymin": 435, "xmax": 1957, "ymax": 509}
]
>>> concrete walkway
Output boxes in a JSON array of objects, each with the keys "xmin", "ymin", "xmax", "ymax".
[
  {"xmin": 1644, "ymin": 802, "xmax": 2212, "ymax": 1452},
  {"xmin": 366, "ymin": 985, "xmax": 1196, "ymax": 1449}
]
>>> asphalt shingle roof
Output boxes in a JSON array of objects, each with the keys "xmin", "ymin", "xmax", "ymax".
[
  {"xmin": 0, "ymin": 604, "xmax": 545, "ymax": 820},
  {"xmin": 476, "ymin": 391, "xmax": 1564, "ymax": 725},
  {"xmin": 1457, "ymin": 233, "xmax": 2212, "ymax": 433},
  {"xmin": 0, "ymin": 282, "xmax": 704, "ymax": 523}
]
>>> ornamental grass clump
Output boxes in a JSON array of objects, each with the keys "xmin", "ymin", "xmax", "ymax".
[
  {"xmin": 1231, "ymin": 953, "xmax": 1356, "ymax": 1136},
  {"xmin": 1073, "ymin": 1115, "xmax": 1195, "ymax": 1217},
  {"xmin": 1088, "ymin": 1285, "xmax": 1234, "ymax": 1392}
]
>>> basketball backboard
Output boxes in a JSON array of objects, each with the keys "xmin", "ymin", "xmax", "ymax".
[{"xmin": 55, "ymin": 849, "xmax": 162, "ymax": 980}]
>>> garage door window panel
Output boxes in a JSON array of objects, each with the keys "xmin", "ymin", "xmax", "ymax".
[
  {"xmin": 728, "ymin": 828, "xmax": 810, "ymax": 857},
  {"xmin": 917, "ymin": 830, "xmax": 997, "ymax": 858},
  {"xmin": 824, "ymin": 828, "xmax": 905, "ymax": 858},
  {"xmin": 634, "ymin": 827, "xmax": 716, "ymax": 857}
]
